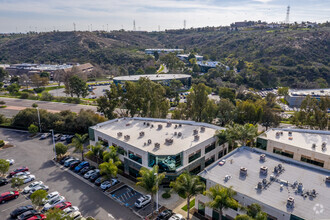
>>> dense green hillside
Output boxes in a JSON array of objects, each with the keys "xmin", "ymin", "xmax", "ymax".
[{"xmin": 0, "ymin": 27, "xmax": 329, "ymax": 89}]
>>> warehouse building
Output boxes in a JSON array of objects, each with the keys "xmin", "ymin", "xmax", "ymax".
[
  {"xmin": 197, "ymin": 146, "xmax": 330, "ymax": 220},
  {"xmin": 89, "ymin": 117, "xmax": 228, "ymax": 180},
  {"xmin": 256, "ymin": 128, "xmax": 330, "ymax": 170},
  {"xmin": 145, "ymin": 48, "xmax": 184, "ymax": 55},
  {"xmin": 285, "ymin": 88, "xmax": 330, "ymax": 108}
]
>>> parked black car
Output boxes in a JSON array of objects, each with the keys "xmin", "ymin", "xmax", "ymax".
[
  {"xmin": 0, "ymin": 178, "xmax": 9, "ymax": 186},
  {"xmin": 89, "ymin": 172, "xmax": 101, "ymax": 182},
  {"xmin": 54, "ymin": 134, "xmax": 62, "ymax": 141},
  {"xmin": 17, "ymin": 210, "xmax": 39, "ymax": 220},
  {"xmin": 79, "ymin": 166, "xmax": 96, "ymax": 175},
  {"xmin": 156, "ymin": 209, "xmax": 173, "ymax": 220},
  {"xmin": 64, "ymin": 159, "xmax": 80, "ymax": 168},
  {"xmin": 10, "ymin": 205, "xmax": 34, "ymax": 218},
  {"xmin": 69, "ymin": 161, "xmax": 81, "ymax": 170},
  {"xmin": 60, "ymin": 156, "xmax": 72, "ymax": 165}
]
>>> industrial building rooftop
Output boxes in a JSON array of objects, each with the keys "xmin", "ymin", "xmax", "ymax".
[
  {"xmin": 91, "ymin": 117, "xmax": 223, "ymax": 155},
  {"xmin": 289, "ymin": 88, "xmax": 330, "ymax": 97},
  {"xmin": 199, "ymin": 147, "xmax": 330, "ymax": 220},
  {"xmin": 260, "ymin": 128, "xmax": 330, "ymax": 156}
]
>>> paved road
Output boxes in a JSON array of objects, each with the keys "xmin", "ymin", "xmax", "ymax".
[
  {"xmin": 0, "ymin": 128, "xmax": 138, "ymax": 220},
  {"xmin": 0, "ymin": 97, "xmax": 97, "ymax": 117}
]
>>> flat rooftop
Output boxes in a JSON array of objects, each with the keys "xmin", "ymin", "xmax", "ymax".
[
  {"xmin": 113, "ymin": 74, "xmax": 191, "ymax": 82},
  {"xmin": 91, "ymin": 117, "xmax": 223, "ymax": 155},
  {"xmin": 199, "ymin": 147, "xmax": 330, "ymax": 220},
  {"xmin": 260, "ymin": 128, "xmax": 330, "ymax": 156},
  {"xmin": 289, "ymin": 88, "xmax": 330, "ymax": 97}
]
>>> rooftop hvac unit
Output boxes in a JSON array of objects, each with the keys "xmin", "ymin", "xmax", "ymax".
[
  {"xmin": 124, "ymin": 135, "xmax": 130, "ymax": 140},
  {"xmin": 143, "ymin": 122, "xmax": 146, "ymax": 125},
  {"xmin": 167, "ymin": 122, "xmax": 172, "ymax": 127},
  {"xmin": 270, "ymin": 175, "xmax": 275, "ymax": 181},
  {"xmin": 280, "ymin": 131, "xmax": 283, "ymax": 135},
  {"xmin": 287, "ymin": 197, "xmax": 294, "ymax": 207},
  {"xmin": 154, "ymin": 143, "xmax": 160, "ymax": 148},
  {"xmin": 297, "ymin": 183, "xmax": 303, "ymax": 192},
  {"xmin": 175, "ymin": 125, "xmax": 178, "ymax": 129},
  {"xmin": 201, "ymin": 127, "xmax": 205, "ymax": 132},
  {"xmin": 322, "ymin": 145, "xmax": 326, "ymax": 151},
  {"xmin": 260, "ymin": 166, "xmax": 268, "ymax": 175},
  {"xmin": 174, "ymin": 132, "xmax": 177, "ymax": 136},
  {"xmin": 126, "ymin": 123, "xmax": 130, "ymax": 126},
  {"xmin": 312, "ymin": 143, "xmax": 316, "ymax": 148},
  {"xmin": 147, "ymin": 122, "xmax": 150, "ymax": 126},
  {"xmin": 240, "ymin": 167, "xmax": 247, "ymax": 176},
  {"xmin": 165, "ymin": 138, "xmax": 174, "ymax": 145},
  {"xmin": 179, "ymin": 124, "xmax": 182, "ymax": 127},
  {"xmin": 194, "ymin": 135, "xmax": 200, "ymax": 141},
  {"xmin": 158, "ymin": 124, "xmax": 163, "ymax": 130},
  {"xmin": 288, "ymin": 131, "xmax": 292, "ymax": 136},
  {"xmin": 276, "ymin": 132, "xmax": 280, "ymax": 136},
  {"xmin": 326, "ymin": 176, "xmax": 330, "ymax": 183},
  {"xmin": 322, "ymin": 142, "xmax": 327, "ymax": 147},
  {"xmin": 178, "ymin": 132, "xmax": 182, "ymax": 137},
  {"xmin": 148, "ymin": 139, "xmax": 152, "ymax": 144},
  {"xmin": 139, "ymin": 131, "xmax": 145, "ymax": 137},
  {"xmin": 262, "ymin": 178, "xmax": 267, "ymax": 185},
  {"xmin": 151, "ymin": 124, "xmax": 154, "ymax": 128},
  {"xmin": 257, "ymin": 182, "xmax": 262, "ymax": 189},
  {"xmin": 193, "ymin": 129, "xmax": 198, "ymax": 135},
  {"xmin": 260, "ymin": 154, "xmax": 266, "ymax": 162},
  {"xmin": 117, "ymin": 132, "xmax": 123, "ymax": 137}
]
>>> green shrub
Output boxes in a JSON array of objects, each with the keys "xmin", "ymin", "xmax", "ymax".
[
  {"xmin": 20, "ymin": 92, "xmax": 29, "ymax": 99},
  {"xmin": 28, "ymin": 94, "xmax": 39, "ymax": 100},
  {"xmin": 0, "ymin": 105, "xmax": 6, "ymax": 108},
  {"xmin": 162, "ymin": 192, "xmax": 171, "ymax": 199},
  {"xmin": 28, "ymin": 124, "xmax": 38, "ymax": 134},
  {"xmin": 40, "ymin": 91, "xmax": 54, "ymax": 101},
  {"xmin": 33, "ymin": 87, "xmax": 45, "ymax": 93},
  {"xmin": 0, "ymin": 140, "xmax": 4, "ymax": 147}
]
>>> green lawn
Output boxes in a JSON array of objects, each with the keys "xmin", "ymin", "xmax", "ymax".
[
  {"xmin": 181, "ymin": 198, "xmax": 195, "ymax": 211},
  {"xmin": 157, "ymin": 64, "xmax": 165, "ymax": 73}
]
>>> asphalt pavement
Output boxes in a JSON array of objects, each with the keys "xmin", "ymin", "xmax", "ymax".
[{"xmin": 0, "ymin": 128, "xmax": 139, "ymax": 220}]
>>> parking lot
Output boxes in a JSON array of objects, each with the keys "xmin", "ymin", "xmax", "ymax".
[{"xmin": 0, "ymin": 128, "xmax": 139, "ymax": 220}]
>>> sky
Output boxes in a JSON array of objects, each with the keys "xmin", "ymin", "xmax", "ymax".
[{"xmin": 0, "ymin": 0, "xmax": 329, "ymax": 33}]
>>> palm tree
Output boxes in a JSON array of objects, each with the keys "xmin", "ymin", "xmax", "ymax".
[
  {"xmin": 86, "ymin": 142, "xmax": 105, "ymax": 164},
  {"xmin": 99, "ymin": 159, "xmax": 119, "ymax": 180},
  {"xmin": 136, "ymin": 165, "xmax": 165, "ymax": 220},
  {"xmin": 170, "ymin": 172, "xmax": 205, "ymax": 220},
  {"xmin": 205, "ymin": 185, "xmax": 239, "ymax": 220},
  {"xmin": 71, "ymin": 133, "xmax": 88, "ymax": 161},
  {"xmin": 102, "ymin": 146, "xmax": 120, "ymax": 164}
]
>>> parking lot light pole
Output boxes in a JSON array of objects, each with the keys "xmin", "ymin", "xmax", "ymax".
[
  {"xmin": 36, "ymin": 107, "xmax": 41, "ymax": 133},
  {"xmin": 50, "ymin": 129, "xmax": 56, "ymax": 159},
  {"xmin": 154, "ymin": 173, "xmax": 159, "ymax": 213}
]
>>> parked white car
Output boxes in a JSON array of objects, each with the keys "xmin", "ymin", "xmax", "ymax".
[
  {"xmin": 84, "ymin": 169, "xmax": 99, "ymax": 179},
  {"xmin": 43, "ymin": 191, "xmax": 60, "ymax": 204},
  {"xmin": 23, "ymin": 181, "xmax": 43, "ymax": 193},
  {"xmin": 43, "ymin": 196, "xmax": 66, "ymax": 211},
  {"xmin": 63, "ymin": 206, "xmax": 79, "ymax": 214},
  {"xmin": 134, "ymin": 195, "xmax": 151, "ymax": 208},
  {"xmin": 60, "ymin": 135, "xmax": 68, "ymax": 141},
  {"xmin": 19, "ymin": 174, "xmax": 36, "ymax": 184},
  {"xmin": 13, "ymin": 171, "xmax": 31, "ymax": 178},
  {"xmin": 69, "ymin": 211, "xmax": 82, "ymax": 219},
  {"xmin": 169, "ymin": 214, "xmax": 184, "ymax": 220},
  {"xmin": 100, "ymin": 179, "xmax": 118, "ymax": 190},
  {"xmin": 6, "ymin": 159, "xmax": 15, "ymax": 165},
  {"xmin": 29, "ymin": 184, "xmax": 49, "ymax": 194},
  {"xmin": 40, "ymin": 133, "xmax": 51, "ymax": 139}
]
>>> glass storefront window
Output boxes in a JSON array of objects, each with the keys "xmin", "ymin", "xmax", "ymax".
[
  {"xmin": 148, "ymin": 153, "xmax": 182, "ymax": 172},
  {"xmin": 128, "ymin": 151, "xmax": 142, "ymax": 164}
]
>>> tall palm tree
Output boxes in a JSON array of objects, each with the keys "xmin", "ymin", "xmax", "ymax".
[
  {"xmin": 99, "ymin": 159, "xmax": 119, "ymax": 180},
  {"xmin": 170, "ymin": 172, "xmax": 205, "ymax": 220},
  {"xmin": 102, "ymin": 146, "xmax": 120, "ymax": 164},
  {"xmin": 136, "ymin": 165, "xmax": 165, "ymax": 220},
  {"xmin": 205, "ymin": 185, "xmax": 239, "ymax": 220},
  {"xmin": 71, "ymin": 133, "xmax": 88, "ymax": 161},
  {"xmin": 86, "ymin": 142, "xmax": 104, "ymax": 164}
]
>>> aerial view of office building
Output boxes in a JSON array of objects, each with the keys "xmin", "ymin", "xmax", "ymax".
[
  {"xmin": 197, "ymin": 147, "xmax": 330, "ymax": 220},
  {"xmin": 89, "ymin": 117, "xmax": 228, "ymax": 181},
  {"xmin": 256, "ymin": 128, "xmax": 330, "ymax": 169},
  {"xmin": 285, "ymin": 88, "xmax": 330, "ymax": 108},
  {"xmin": 145, "ymin": 48, "xmax": 184, "ymax": 55}
]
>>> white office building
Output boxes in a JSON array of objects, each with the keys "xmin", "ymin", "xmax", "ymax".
[
  {"xmin": 196, "ymin": 147, "xmax": 330, "ymax": 220},
  {"xmin": 89, "ymin": 117, "xmax": 228, "ymax": 180}
]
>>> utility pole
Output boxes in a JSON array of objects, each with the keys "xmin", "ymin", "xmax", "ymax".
[
  {"xmin": 73, "ymin": 22, "xmax": 76, "ymax": 31},
  {"xmin": 285, "ymin": 5, "xmax": 290, "ymax": 24},
  {"xmin": 133, "ymin": 20, "xmax": 136, "ymax": 31}
]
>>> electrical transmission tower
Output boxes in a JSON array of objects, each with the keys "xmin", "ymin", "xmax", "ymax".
[
  {"xmin": 133, "ymin": 20, "xmax": 136, "ymax": 31},
  {"xmin": 73, "ymin": 22, "xmax": 76, "ymax": 31},
  {"xmin": 184, "ymin": 20, "xmax": 186, "ymax": 29},
  {"xmin": 285, "ymin": 5, "xmax": 290, "ymax": 24}
]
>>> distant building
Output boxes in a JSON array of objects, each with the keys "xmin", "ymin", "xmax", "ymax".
[
  {"xmin": 285, "ymin": 88, "xmax": 330, "ymax": 108},
  {"xmin": 231, "ymin": 20, "xmax": 257, "ymax": 28},
  {"xmin": 257, "ymin": 128, "xmax": 330, "ymax": 170},
  {"xmin": 197, "ymin": 146, "xmax": 330, "ymax": 220},
  {"xmin": 197, "ymin": 61, "xmax": 229, "ymax": 72},
  {"xmin": 89, "ymin": 117, "xmax": 228, "ymax": 181},
  {"xmin": 5, "ymin": 63, "xmax": 93, "ymax": 76},
  {"xmin": 113, "ymin": 74, "xmax": 192, "ymax": 90},
  {"xmin": 145, "ymin": 48, "xmax": 184, "ymax": 55},
  {"xmin": 177, "ymin": 54, "xmax": 203, "ymax": 62}
]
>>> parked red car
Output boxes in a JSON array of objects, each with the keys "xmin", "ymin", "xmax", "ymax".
[
  {"xmin": 54, "ymin": 202, "xmax": 72, "ymax": 210},
  {"xmin": 27, "ymin": 214, "xmax": 47, "ymax": 220},
  {"xmin": 9, "ymin": 167, "xmax": 29, "ymax": 177},
  {"xmin": 0, "ymin": 191, "xmax": 19, "ymax": 203}
]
